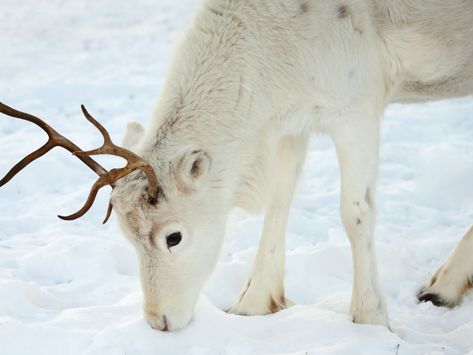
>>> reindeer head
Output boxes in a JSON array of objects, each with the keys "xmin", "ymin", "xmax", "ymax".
[
  {"xmin": 112, "ymin": 125, "xmax": 227, "ymax": 331},
  {"xmin": 0, "ymin": 103, "xmax": 226, "ymax": 331}
]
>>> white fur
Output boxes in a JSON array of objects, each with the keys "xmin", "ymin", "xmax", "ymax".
[
  {"xmin": 121, "ymin": 121, "xmax": 145, "ymax": 150},
  {"xmin": 110, "ymin": 0, "xmax": 473, "ymax": 331}
]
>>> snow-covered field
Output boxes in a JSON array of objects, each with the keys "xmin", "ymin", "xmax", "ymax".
[{"xmin": 1, "ymin": 1, "xmax": 473, "ymax": 354}]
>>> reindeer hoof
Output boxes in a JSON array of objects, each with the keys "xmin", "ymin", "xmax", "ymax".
[
  {"xmin": 227, "ymin": 295, "xmax": 292, "ymax": 316},
  {"xmin": 417, "ymin": 289, "xmax": 449, "ymax": 307},
  {"xmin": 351, "ymin": 297, "xmax": 390, "ymax": 327}
]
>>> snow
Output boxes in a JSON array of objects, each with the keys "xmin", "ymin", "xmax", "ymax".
[{"xmin": 1, "ymin": 1, "xmax": 473, "ymax": 354}]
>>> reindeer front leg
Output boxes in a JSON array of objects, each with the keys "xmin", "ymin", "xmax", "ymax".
[
  {"xmin": 418, "ymin": 226, "xmax": 473, "ymax": 307},
  {"xmin": 331, "ymin": 110, "xmax": 390, "ymax": 327},
  {"xmin": 228, "ymin": 134, "xmax": 309, "ymax": 316}
]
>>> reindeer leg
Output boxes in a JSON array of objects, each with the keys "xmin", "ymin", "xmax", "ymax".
[
  {"xmin": 331, "ymin": 110, "xmax": 390, "ymax": 327},
  {"xmin": 228, "ymin": 134, "xmax": 308, "ymax": 316},
  {"xmin": 418, "ymin": 226, "xmax": 473, "ymax": 307}
]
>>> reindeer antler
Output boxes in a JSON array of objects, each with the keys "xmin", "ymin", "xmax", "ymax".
[
  {"xmin": 59, "ymin": 105, "xmax": 159, "ymax": 221},
  {"xmin": 0, "ymin": 102, "xmax": 158, "ymax": 223}
]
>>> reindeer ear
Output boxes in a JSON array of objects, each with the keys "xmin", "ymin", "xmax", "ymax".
[
  {"xmin": 122, "ymin": 121, "xmax": 145, "ymax": 150},
  {"xmin": 174, "ymin": 149, "xmax": 211, "ymax": 192}
]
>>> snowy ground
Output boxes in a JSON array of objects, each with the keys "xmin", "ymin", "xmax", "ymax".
[{"xmin": 1, "ymin": 1, "xmax": 473, "ymax": 354}]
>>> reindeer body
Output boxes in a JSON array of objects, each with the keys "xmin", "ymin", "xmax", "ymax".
[
  {"xmin": 103, "ymin": 0, "xmax": 473, "ymax": 330},
  {"xmin": 380, "ymin": 1, "xmax": 473, "ymax": 102}
]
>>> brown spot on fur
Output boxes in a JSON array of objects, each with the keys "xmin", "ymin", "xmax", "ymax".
[
  {"xmin": 356, "ymin": 218, "xmax": 362, "ymax": 225},
  {"xmin": 279, "ymin": 294, "xmax": 286, "ymax": 307},
  {"xmin": 338, "ymin": 5, "xmax": 349, "ymax": 19},
  {"xmin": 148, "ymin": 233, "xmax": 156, "ymax": 247},
  {"xmin": 401, "ymin": 76, "xmax": 461, "ymax": 100},
  {"xmin": 365, "ymin": 188, "xmax": 372, "ymax": 207},
  {"xmin": 336, "ymin": 4, "xmax": 363, "ymax": 34},
  {"xmin": 428, "ymin": 275, "xmax": 438, "ymax": 287},
  {"xmin": 462, "ymin": 277, "xmax": 473, "ymax": 295},
  {"xmin": 239, "ymin": 279, "xmax": 251, "ymax": 301},
  {"xmin": 208, "ymin": 6, "xmax": 224, "ymax": 17},
  {"xmin": 269, "ymin": 296, "xmax": 279, "ymax": 313},
  {"xmin": 299, "ymin": 2, "xmax": 309, "ymax": 14}
]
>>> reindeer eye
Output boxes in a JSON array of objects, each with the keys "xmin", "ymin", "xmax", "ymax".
[{"xmin": 166, "ymin": 232, "xmax": 182, "ymax": 248}]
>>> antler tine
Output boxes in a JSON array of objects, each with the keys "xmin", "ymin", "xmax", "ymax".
[
  {"xmin": 0, "ymin": 103, "xmax": 55, "ymax": 186},
  {"xmin": 0, "ymin": 102, "xmax": 108, "ymax": 178},
  {"xmin": 0, "ymin": 142, "xmax": 53, "ymax": 187},
  {"xmin": 103, "ymin": 201, "xmax": 114, "ymax": 224},
  {"xmin": 58, "ymin": 162, "xmax": 157, "ymax": 221},
  {"xmin": 0, "ymin": 102, "xmax": 56, "ymax": 137},
  {"xmin": 58, "ymin": 172, "xmax": 113, "ymax": 221},
  {"xmin": 75, "ymin": 106, "xmax": 159, "ymax": 203},
  {"xmin": 80, "ymin": 105, "xmax": 112, "ymax": 145}
]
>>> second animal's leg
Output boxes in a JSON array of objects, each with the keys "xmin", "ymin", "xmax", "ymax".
[
  {"xmin": 228, "ymin": 134, "xmax": 308, "ymax": 316},
  {"xmin": 418, "ymin": 225, "xmax": 473, "ymax": 307},
  {"xmin": 331, "ymin": 110, "xmax": 390, "ymax": 327}
]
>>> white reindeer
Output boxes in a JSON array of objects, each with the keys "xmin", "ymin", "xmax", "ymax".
[{"xmin": 1, "ymin": 0, "xmax": 472, "ymax": 331}]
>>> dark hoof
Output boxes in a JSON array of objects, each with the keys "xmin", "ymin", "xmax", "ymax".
[{"xmin": 417, "ymin": 291, "xmax": 448, "ymax": 307}]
